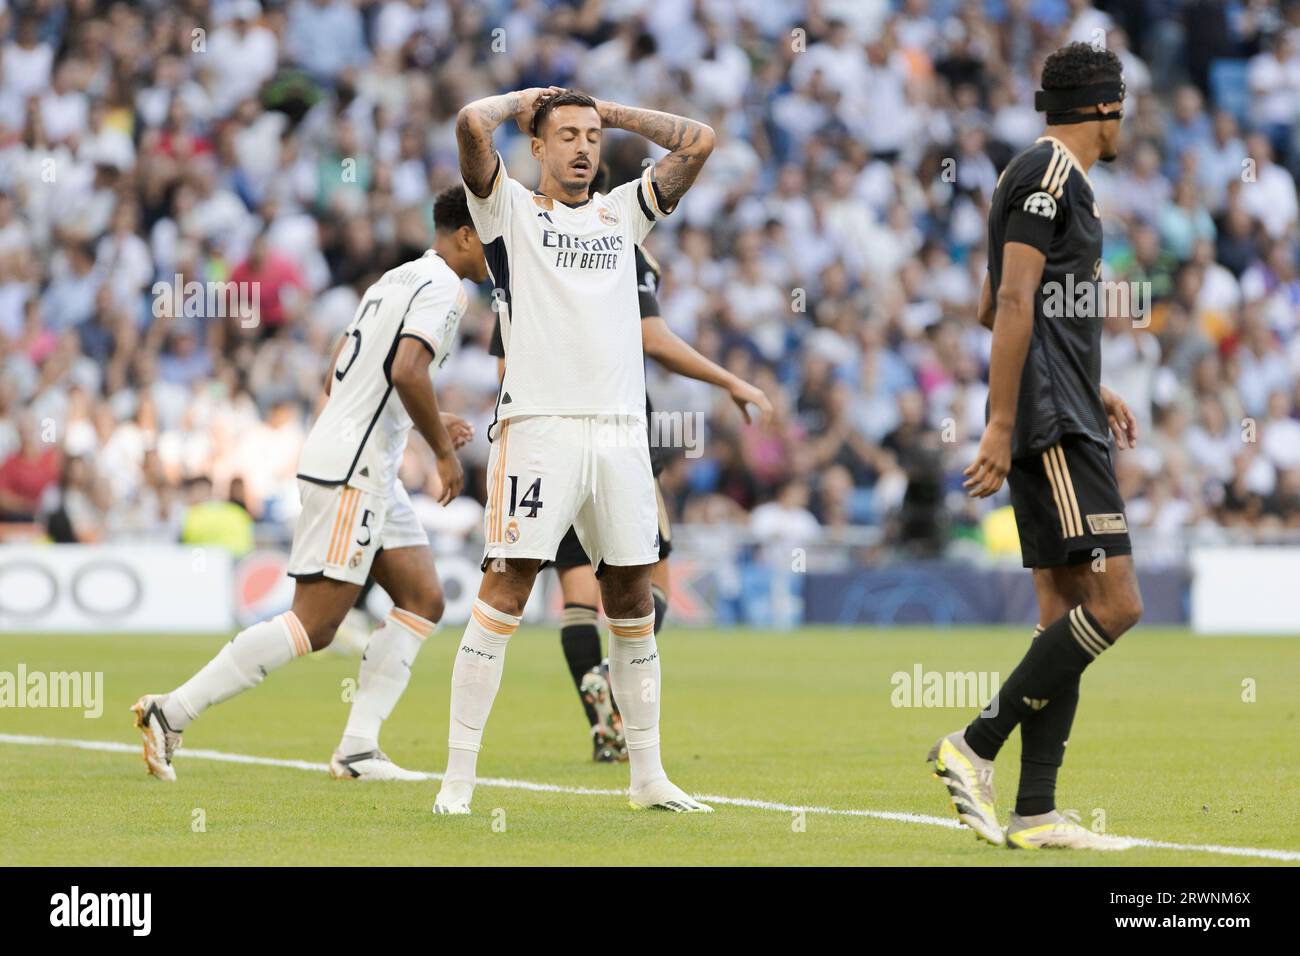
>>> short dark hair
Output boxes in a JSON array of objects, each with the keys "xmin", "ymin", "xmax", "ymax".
[
  {"xmin": 1041, "ymin": 42, "xmax": 1123, "ymax": 91},
  {"xmin": 433, "ymin": 185, "xmax": 473, "ymax": 233},
  {"xmin": 530, "ymin": 89, "xmax": 597, "ymax": 136}
]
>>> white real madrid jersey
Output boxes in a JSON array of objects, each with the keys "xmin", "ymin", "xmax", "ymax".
[
  {"xmin": 465, "ymin": 153, "xmax": 669, "ymax": 426},
  {"xmin": 297, "ymin": 250, "xmax": 469, "ymax": 492}
]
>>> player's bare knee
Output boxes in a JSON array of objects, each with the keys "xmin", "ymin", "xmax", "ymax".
[
  {"xmin": 607, "ymin": 596, "xmax": 652, "ymax": 620},
  {"xmin": 398, "ymin": 581, "xmax": 444, "ymax": 623},
  {"xmin": 400, "ymin": 592, "xmax": 444, "ymax": 625},
  {"xmin": 294, "ymin": 613, "xmax": 340, "ymax": 652},
  {"xmin": 1112, "ymin": 586, "xmax": 1143, "ymax": 635},
  {"xmin": 479, "ymin": 558, "xmax": 537, "ymax": 617},
  {"xmin": 423, "ymin": 586, "xmax": 446, "ymax": 624},
  {"xmin": 1092, "ymin": 584, "xmax": 1142, "ymax": 638},
  {"xmin": 489, "ymin": 593, "xmax": 529, "ymax": 618},
  {"xmin": 307, "ymin": 628, "xmax": 336, "ymax": 652},
  {"xmin": 600, "ymin": 567, "xmax": 653, "ymax": 619}
]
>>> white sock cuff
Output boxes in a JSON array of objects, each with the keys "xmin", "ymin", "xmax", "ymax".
[
  {"xmin": 388, "ymin": 607, "xmax": 438, "ymax": 640},
  {"xmin": 278, "ymin": 611, "xmax": 311, "ymax": 657},
  {"xmin": 607, "ymin": 613, "xmax": 655, "ymax": 640},
  {"xmin": 471, "ymin": 599, "xmax": 521, "ymax": 633}
]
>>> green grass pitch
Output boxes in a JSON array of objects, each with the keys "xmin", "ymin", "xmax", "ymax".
[{"xmin": 1, "ymin": 626, "xmax": 1296, "ymax": 866}]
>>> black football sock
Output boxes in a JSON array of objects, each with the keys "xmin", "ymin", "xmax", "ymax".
[
  {"xmin": 964, "ymin": 606, "xmax": 1112, "ymax": 761},
  {"xmin": 651, "ymin": 584, "xmax": 668, "ymax": 635},
  {"xmin": 1016, "ymin": 668, "xmax": 1081, "ymax": 816},
  {"xmin": 560, "ymin": 603, "xmax": 602, "ymax": 727},
  {"xmin": 1013, "ymin": 625, "xmax": 1080, "ymax": 816}
]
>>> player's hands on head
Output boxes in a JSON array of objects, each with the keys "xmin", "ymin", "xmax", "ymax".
[
  {"xmin": 731, "ymin": 381, "xmax": 776, "ymax": 426},
  {"xmin": 1100, "ymin": 385, "xmax": 1138, "ymax": 449},
  {"xmin": 440, "ymin": 413, "xmax": 475, "ymax": 449},
  {"xmin": 434, "ymin": 450, "xmax": 464, "ymax": 506},
  {"xmin": 964, "ymin": 421, "xmax": 1012, "ymax": 498},
  {"xmin": 515, "ymin": 87, "xmax": 566, "ymax": 135},
  {"xmin": 590, "ymin": 98, "xmax": 616, "ymax": 125}
]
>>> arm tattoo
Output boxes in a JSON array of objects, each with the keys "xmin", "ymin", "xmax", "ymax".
[
  {"xmin": 456, "ymin": 93, "xmax": 520, "ymax": 197},
  {"xmin": 603, "ymin": 104, "xmax": 715, "ymax": 210}
]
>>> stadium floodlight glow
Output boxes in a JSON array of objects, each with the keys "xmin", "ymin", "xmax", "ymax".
[{"xmin": 1034, "ymin": 80, "xmax": 1126, "ymax": 125}]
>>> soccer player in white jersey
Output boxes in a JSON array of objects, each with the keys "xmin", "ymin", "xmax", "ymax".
[
  {"xmin": 131, "ymin": 188, "xmax": 488, "ymax": 782},
  {"xmin": 432, "ymin": 87, "xmax": 715, "ymax": 814}
]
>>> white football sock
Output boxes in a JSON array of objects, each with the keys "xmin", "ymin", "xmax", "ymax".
[
  {"xmin": 164, "ymin": 612, "xmax": 311, "ymax": 730},
  {"xmin": 443, "ymin": 599, "xmax": 519, "ymax": 786},
  {"xmin": 339, "ymin": 607, "xmax": 436, "ymax": 755},
  {"xmin": 607, "ymin": 613, "xmax": 665, "ymax": 790}
]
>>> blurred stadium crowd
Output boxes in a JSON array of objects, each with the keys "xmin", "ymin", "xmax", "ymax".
[{"xmin": 2, "ymin": 0, "xmax": 1300, "ymax": 564}]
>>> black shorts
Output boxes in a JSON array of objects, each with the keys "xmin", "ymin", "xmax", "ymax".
[
  {"xmin": 1007, "ymin": 434, "xmax": 1132, "ymax": 569},
  {"xmin": 550, "ymin": 480, "xmax": 673, "ymax": 568}
]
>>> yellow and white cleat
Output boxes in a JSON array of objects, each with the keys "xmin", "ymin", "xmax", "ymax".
[
  {"xmin": 628, "ymin": 777, "xmax": 713, "ymax": 813},
  {"xmin": 927, "ymin": 730, "xmax": 1003, "ymax": 845},
  {"xmin": 131, "ymin": 694, "xmax": 182, "ymax": 782},
  {"xmin": 1006, "ymin": 811, "xmax": 1134, "ymax": 850},
  {"xmin": 432, "ymin": 780, "xmax": 474, "ymax": 815}
]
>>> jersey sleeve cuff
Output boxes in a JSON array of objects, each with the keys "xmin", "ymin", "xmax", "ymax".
[
  {"xmin": 397, "ymin": 330, "xmax": 438, "ymax": 359},
  {"xmin": 638, "ymin": 165, "xmax": 674, "ymax": 221}
]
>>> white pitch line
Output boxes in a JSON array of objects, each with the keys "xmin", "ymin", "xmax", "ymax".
[{"xmin": 3, "ymin": 733, "xmax": 1297, "ymax": 863}]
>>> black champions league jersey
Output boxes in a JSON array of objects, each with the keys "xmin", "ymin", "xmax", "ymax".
[
  {"xmin": 491, "ymin": 244, "xmax": 675, "ymax": 476},
  {"xmin": 988, "ymin": 136, "xmax": 1110, "ymax": 459}
]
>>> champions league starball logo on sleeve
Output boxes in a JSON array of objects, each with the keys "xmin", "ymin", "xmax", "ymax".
[{"xmin": 1023, "ymin": 191, "xmax": 1058, "ymax": 218}]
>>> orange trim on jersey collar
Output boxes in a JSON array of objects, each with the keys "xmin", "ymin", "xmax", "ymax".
[
  {"xmin": 533, "ymin": 190, "xmax": 590, "ymax": 209},
  {"xmin": 1035, "ymin": 136, "xmax": 1093, "ymax": 189}
]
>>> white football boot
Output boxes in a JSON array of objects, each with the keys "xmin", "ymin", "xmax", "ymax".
[
  {"xmin": 1006, "ymin": 810, "xmax": 1134, "ymax": 850},
  {"xmin": 628, "ymin": 777, "xmax": 713, "ymax": 813},
  {"xmin": 131, "ymin": 694, "xmax": 182, "ymax": 782},
  {"xmin": 432, "ymin": 780, "xmax": 474, "ymax": 815},
  {"xmin": 329, "ymin": 749, "xmax": 425, "ymax": 781}
]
